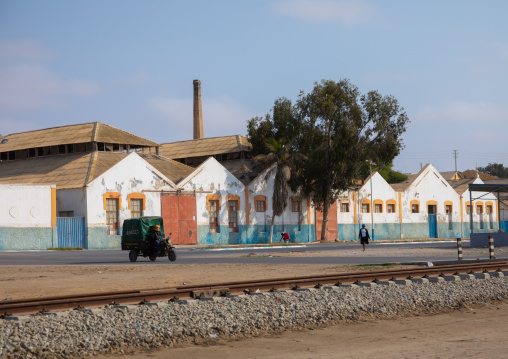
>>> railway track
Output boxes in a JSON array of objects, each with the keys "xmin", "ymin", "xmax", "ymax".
[{"xmin": 2, "ymin": 261, "xmax": 508, "ymax": 317}]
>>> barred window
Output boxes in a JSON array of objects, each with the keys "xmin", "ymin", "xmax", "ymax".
[
  {"xmin": 130, "ymin": 199, "xmax": 143, "ymax": 218},
  {"xmin": 255, "ymin": 200, "xmax": 265, "ymax": 212},
  {"xmin": 387, "ymin": 204, "xmax": 395, "ymax": 213},
  {"xmin": 106, "ymin": 198, "xmax": 119, "ymax": 235},
  {"xmin": 291, "ymin": 200, "xmax": 301, "ymax": 212},
  {"xmin": 375, "ymin": 204, "xmax": 382, "ymax": 213},
  {"xmin": 361, "ymin": 203, "xmax": 370, "ymax": 213},
  {"xmin": 445, "ymin": 205, "xmax": 452, "ymax": 215},
  {"xmin": 411, "ymin": 204, "xmax": 419, "ymax": 213},
  {"xmin": 228, "ymin": 200, "xmax": 238, "ymax": 233},
  {"xmin": 486, "ymin": 205, "xmax": 493, "ymax": 214},
  {"xmin": 341, "ymin": 203, "xmax": 349, "ymax": 213},
  {"xmin": 209, "ymin": 200, "xmax": 219, "ymax": 233}
]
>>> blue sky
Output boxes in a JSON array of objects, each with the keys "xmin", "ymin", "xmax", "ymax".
[{"xmin": 1, "ymin": 0, "xmax": 507, "ymax": 174}]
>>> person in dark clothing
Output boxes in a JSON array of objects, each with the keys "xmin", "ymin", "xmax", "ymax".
[
  {"xmin": 150, "ymin": 225, "xmax": 162, "ymax": 254},
  {"xmin": 359, "ymin": 224, "xmax": 370, "ymax": 252}
]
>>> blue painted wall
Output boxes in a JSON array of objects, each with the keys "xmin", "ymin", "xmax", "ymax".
[
  {"xmin": 86, "ymin": 226, "xmax": 121, "ymax": 249},
  {"xmin": 197, "ymin": 224, "xmax": 316, "ymax": 245},
  {"xmin": 336, "ymin": 221, "xmax": 501, "ymax": 241},
  {"xmin": 0, "ymin": 227, "xmax": 57, "ymax": 250}
]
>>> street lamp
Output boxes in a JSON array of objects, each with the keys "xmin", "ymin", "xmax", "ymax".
[{"xmin": 367, "ymin": 160, "xmax": 384, "ymax": 241}]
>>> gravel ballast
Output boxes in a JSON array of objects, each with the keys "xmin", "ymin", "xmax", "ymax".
[{"xmin": 1, "ymin": 276, "xmax": 507, "ymax": 359}]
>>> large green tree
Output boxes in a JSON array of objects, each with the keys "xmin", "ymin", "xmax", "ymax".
[
  {"xmin": 249, "ymin": 79, "xmax": 409, "ymax": 241},
  {"xmin": 293, "ymin": 79, "xmax": 409, "ymax": 240},
  {"xmin": 478, "ymin": 163, "xmax": 508, "ymax": 179},
  {"xmin": 248, "ymin": 98, "xmax": 303, "ymax": 243}
]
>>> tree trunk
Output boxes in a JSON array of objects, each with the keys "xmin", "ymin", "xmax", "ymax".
[
  {"xmin": 320, "ymin": 200, "xmax": 330, "ymax": 241},
  {"xmin": 269, "ymin": 214, "xmax": 275, "ymax": 243}
]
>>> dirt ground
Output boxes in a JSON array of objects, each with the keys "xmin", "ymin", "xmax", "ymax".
[
  {"xmin": 1, "ymin": 246, "xmax": 507, "ymax": 358},
  {"xmin": 0, "ymin": 263, "xmax": 402, "ymax": 299},
  {"xmin": 104, "ymin": 301, "xmax": 508, "ymax": 359}
]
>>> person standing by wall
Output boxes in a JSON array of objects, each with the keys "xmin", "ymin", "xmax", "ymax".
[{"xmin": 359, "ymin": 224, "xmax": 370, "ymax": 251}]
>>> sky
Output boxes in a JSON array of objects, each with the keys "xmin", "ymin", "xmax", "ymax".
[{"xmin": 1, "ymin": 0, "xmax": 507, "ymax": 174}]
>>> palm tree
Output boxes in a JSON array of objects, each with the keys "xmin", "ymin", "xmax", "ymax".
[{"xmin": 255, "ymin": 138, "xmax": 301, "ymax": 243}]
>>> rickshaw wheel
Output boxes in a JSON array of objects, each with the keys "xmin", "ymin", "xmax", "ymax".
[
  {"xmin": 149, "ymin": 255, "xmax": 157, "ymax": 262},
  {"xmin": 129, "ymin": 250, "xmax": 138, "ymax": 262},
  {"xmin": 168, "ymin": 250, "xmax": 177, "ymax": 261}
]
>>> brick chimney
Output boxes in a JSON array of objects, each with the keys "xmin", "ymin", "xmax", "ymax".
[{"xmin": 193, "ymin": 79, "xmax": 204, "ymax": 139}]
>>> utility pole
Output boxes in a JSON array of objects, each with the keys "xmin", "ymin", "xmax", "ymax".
[{"xmin": 453, "ymin": 150, "xmax": 458, "ymax": 172}]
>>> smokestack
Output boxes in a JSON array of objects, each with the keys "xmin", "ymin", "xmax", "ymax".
[{"xmin": 193, "ymin": 79, "xmax": 204, "ymax": 139}]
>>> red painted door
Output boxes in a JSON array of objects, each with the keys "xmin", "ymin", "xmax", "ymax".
[
  {"xmin": 315, "ymin": 201, "xmax": 338, "ymax": 241},
  {"xmin": 161, "ymin": 194, "xmax": 197, "ymax": 244}
]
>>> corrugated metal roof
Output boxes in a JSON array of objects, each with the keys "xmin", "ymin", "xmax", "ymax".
[
  {"xmin": 0, "ymin": 122, "xmax": 159, "ymax": 153},
  {"xmin": 0, "ymin": 152, "xmax": 96, "ymax": 189},
  {"xmin": 0, "ymin": 152, "xmax": 193, "ymax": 188},
  {"xmin": 389, "ymin": 164, "xmax": 430, "ymax": 192},
  {"xmin": 446, "ymin": 178, "xmax": 477, "ymax": 195},
  {"xmin": 159, "ymin": 135, "xmax": 252, "ymax": 159},
  {"xmin": 140, "ymin": 154, "xmax": 194, "ymax": 184}
]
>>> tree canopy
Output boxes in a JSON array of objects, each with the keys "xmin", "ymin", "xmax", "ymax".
[
  {"xmin": 247, "ymin": 79, "xmax": 410, "ymax": 241},
  {"xmin": 477, "ymin": 163, "xmax": 508, "ymax": 179}
]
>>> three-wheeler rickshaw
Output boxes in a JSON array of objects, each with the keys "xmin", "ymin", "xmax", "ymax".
[{"xmin": 121, "ymin": 216, "xmax": 176, "ymax": 262}]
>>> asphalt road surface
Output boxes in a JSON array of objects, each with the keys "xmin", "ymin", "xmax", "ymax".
[{"xmin": 1, "ymin": 241, "xmax": 502, "ymax": 266}]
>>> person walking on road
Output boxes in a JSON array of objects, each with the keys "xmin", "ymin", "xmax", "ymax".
[{"xmin": 359, "ymin": 224, "xmax": 370, "ymax": 251}]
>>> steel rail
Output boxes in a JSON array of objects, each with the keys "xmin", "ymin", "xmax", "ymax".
[{"xmin": 2, "ymin": 261, "xmax": 507, "ymax": 317}]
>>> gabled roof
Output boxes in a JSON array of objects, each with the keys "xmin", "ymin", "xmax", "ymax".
[
  {"xmin": 0, "ymin": 152, "xmax": 101, "ymax": 189},
  {"xmin": 0, "ymin": 152, "xmax": 193, "ymax": 189},
  {"xmin": 140, "ymin": 154, "xmax": 194, "ymax": 184},
  {"xmin": 0, "ymin": 122, "xmax": 159, "ymax": 153},
  {"xmin": 222, "ymin": 159, "xmax": 261, "ymax": 186},
  {"xmin": 460, "ymin": 170, "xmax": 499, "ymax": 181},
  {"xmin": 446, "ymin": 177, "xmax": 478, "ymax": 195},
  {"xmin": 389, "ymin": 164, "xmax": 431, "ymax": 192},
  {"xmin": 440, "ymin": 171, "xmax": 463, "ymax": 181},
  {"xmin": 159, "ymin": 135, "xmax": 252, "ymax": 159}
]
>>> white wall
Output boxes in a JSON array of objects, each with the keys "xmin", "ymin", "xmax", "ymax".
[
  {"xmin": 0, "ymin": 184, "xmax": 54, "ymax": 227},
  {"xmin": 86, "ymin": 153, "xmax": 175, "ymax": 228},
  {"xmin": 57, "ymin": 188, "xmax": 87, "ymax": 217},
  {"xmin": 247, "ymin": 165, "xmax": 310, "ymax": 227},
  {"xmin": 400, "ymin": 165, "xmax": 461, "ymax": 223},
  {"xmin": 179, "ymin": 157, "xmax": 245, "ymax": 227}
]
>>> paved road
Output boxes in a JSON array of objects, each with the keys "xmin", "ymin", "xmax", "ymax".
[{"xmin": 1, "ymin": 241, "xmax": 501, "ymax": 266}]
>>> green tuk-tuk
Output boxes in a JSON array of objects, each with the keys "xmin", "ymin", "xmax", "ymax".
[{"xmin": 121, "ymin": 216, "xmax": 176, "ymax": 262}]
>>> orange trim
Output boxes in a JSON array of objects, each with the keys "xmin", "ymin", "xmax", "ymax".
[
  {"xmin": 373, "ymin": 199, "xmax": 383, "ymax": 213},
  {"xmin": 127, "ymin": 193, "xmax": 146, "ymax": 210},
  {"xmin": 245, "ymin": 187, "xmax": 249, "ymax": 225},
  {"xmin": 386, "ymin": 199, "xmax": 396, "ymax": 213},
  {"xmin": 103, "ymin": 192, "xmax": 122, "ymax": 210},
  {"xmin": 227, "ymin": 194, "xmax": 240, "ymax": 201},
  {"xmin": 410, "ymin": 200, "xmax": 420, "ymax": 213},
  {"xmin": 307, "ymin": 197, "xmax": 311, "ymax": 225},
  {"xmin": 206, "ymin": 194, "xmax": 221, "ymax": 210},
  {"xmin": 354, "ymin": 192, "xmax": 358, "ymax": 224},
  {"xmin": 460, "ymin": 197, "xmax": 463, "ymax": 222},
  {"xmin": 361, "ymin": 198, "xmax": 371, "ymax": 204},
  {"xmin": 51, "ymin": 188, "xmax": 56, "ymax": 228},
  {"xmin": 426, "ymin": 200, "xmax": 437, "ymax": 206},
  {"xmin": 254, "ymin": 195, "xmax": 267, "ymax": 211}
]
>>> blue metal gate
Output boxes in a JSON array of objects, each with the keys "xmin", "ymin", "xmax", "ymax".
[
  {"xmin": 57, "ymin": 217, "xmax": 86, "ymax": 248},
  {"xmin": 428, "ymin": 214, "xmax": 437, "ymax": 238},
  {"xmin": 501, "ymin": 221, "xmax": 508, "ymax": 232}
]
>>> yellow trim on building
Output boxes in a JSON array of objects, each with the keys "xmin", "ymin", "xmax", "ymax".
[
  {"xmin": 127, "ymin": 193, "xmax": 146, "ymax": 210},
  {"xmin": 103, "ymin": 192, "xmax": 122, "ymax": 210}
]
